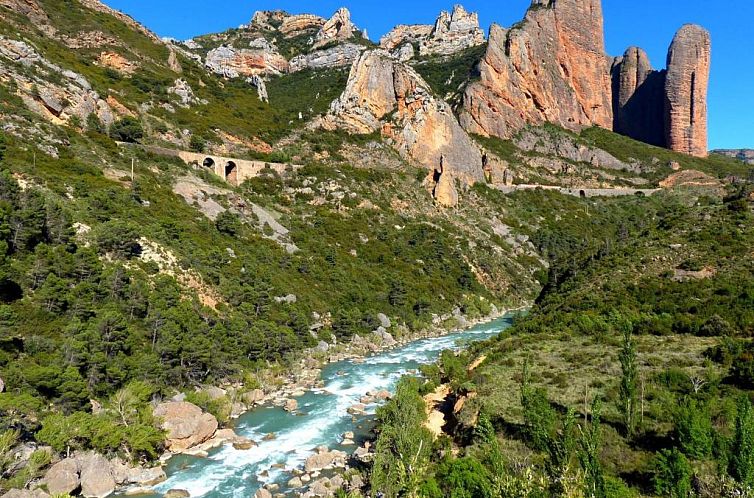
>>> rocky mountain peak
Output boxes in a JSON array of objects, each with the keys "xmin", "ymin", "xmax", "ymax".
[
  {"xmin": 313, "ymin": 7, "xmax": 358, "ymax": 49},
  {"xmin": 461, "ymin": 0, "xmax": 710, "ymax": 158},
  {"xmin": 378, "ymin": 4, "xmax": 485, "ymax": 60}
]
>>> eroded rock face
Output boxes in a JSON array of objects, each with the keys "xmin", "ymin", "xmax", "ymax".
[
  {"xmin": 0, "ymin": 37, "xmax": 114, "ymax": 127},
  {"xmin": 611, "ymin": 47, "xmax": 665, "ymax": 146},
  {"xmin": 321, "ymin": 50, "xmax": 484, "ymax": 206},
  {"xmin": 420, "ymin": 4, "xmax": 485, "ymax": 57},
  {"xmin": 461, "ymin": 0, "xmax": 613, "ymax": 139},
  {"xmin": 153, "ymin": 401, "xmax": 218, "ymax": 452},
  {"xmin": 205, "ymin": 45, "xmax": 288, "ymax": 78},
  {"xmin": 289, "ymin": 43, "xmax": 364, "ymax": 72},
  {"xmin": 313, "ymin": 8, "xmax": 357, "ymax": 49},
  {"xmin": 665, "ymin": 24, "xmax": 711, "ymax": 157},
  {"xmin": 379, "ymin": 5, "xmax": 484, "ymax": 60}
]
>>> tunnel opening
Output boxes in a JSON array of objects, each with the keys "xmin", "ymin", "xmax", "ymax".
[
  {"xmin": 225, "ymin": 161, "xmax": 238, "ymax": 184},
  {"xmin": 203, "ymin": 157, "xmax": 215, "ymax": 169},
  {"xmin": 579, "ymin": 190, "xmax": 586, "ymax": 198}
]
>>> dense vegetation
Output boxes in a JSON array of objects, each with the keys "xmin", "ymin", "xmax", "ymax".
[{"xmin": 367, "ymin": 184, "xmax": 754, "ymax": 497}]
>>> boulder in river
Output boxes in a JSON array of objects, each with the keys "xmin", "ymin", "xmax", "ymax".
[
  {"xmin": 153, "ymin": 401, "xmax": 218, "ymax": 452},
  {"xmin": 283, "ymin": 398, "xmax": 298, "ymax": 412},
  {"xmin": 304, "ymin": 449, "xmax": 347, "ymax": 472},
  {"xmin": 164, "ymin": 490, "xmax": 190, "ymax": 498},
  {"xmin": 242, "ymin": 389, "xmax": 265, "ymax": 405}
]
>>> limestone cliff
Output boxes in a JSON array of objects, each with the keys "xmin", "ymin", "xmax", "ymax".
[
  {"xmin": 320, "ymin": 50, "xmax": 484, "ymax": 206},
  {"xmin": 460, "ymin": 0, "xmax": 613, "ymax": 139}
]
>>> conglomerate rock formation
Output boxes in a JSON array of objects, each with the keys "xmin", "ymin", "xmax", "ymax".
[
  {"xmin": 459, "ymin": 0, "xmax": 711, "ymax": 157},
  {"xmin": 460, "ymin": 0, "xmax": 613, "ymax": 139},
  {"xmin": 664, "ymin": 24, "xmax": 711, "ymax": 157}
]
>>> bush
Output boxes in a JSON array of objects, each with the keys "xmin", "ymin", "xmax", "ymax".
[
  {"xmin": 189, "ymin": 134, "xmax": 207, "ymax": 153},
  {"xmin": 94, "ymin": 220, "xmax": 142, "ymax": 259},
  {"xmin": 110, "ymin": 117, "xmax": 144, "ymax": 143},
  {"xmin": 653, "ymin": 449, "xmax": 692, "ymax": 498},
  {"xmin": 215, "ymin": 210, "xmax": 242, "ymax": 236},
  {"xmin": 676, "ymin": 398, "xmax": 713, "ymax": 458}
]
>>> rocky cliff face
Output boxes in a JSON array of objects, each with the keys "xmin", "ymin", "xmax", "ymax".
[
  {"xmin": 459, "ymin": 0, "xmax": 710, "ymax": 158},
  {"xmin": 320, "ymin": 50, "xmax": 484, "ymax": 206},
  {"xmin": 611, "ymin": 47, "xmax": 665, "ymax": 146},
  {"xmin": 205, "ymin": 43, "xmax": 289, "ymax": 78},
  {"xmin": 461, "ymin": 0, "xmax": 613, "ymax": 139},
  {"xmin": 379, "ymin": 5, "xmax": 485, "ymax": 60},
  {"xmin": 664, "ymin": 24, "xmax": 711, "ymax": 157}
]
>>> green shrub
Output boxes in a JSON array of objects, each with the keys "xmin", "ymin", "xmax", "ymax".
[
  {"xmin": 652, "ymin": 449, "xmax": 692, "ymax": 498},
  {"xmin": 675, "ymin": 398, "xmax": 713, "ymax": 458},
  {"xmin": 110, "ymin": 117, "xmax": 144, "ymax": 143}
]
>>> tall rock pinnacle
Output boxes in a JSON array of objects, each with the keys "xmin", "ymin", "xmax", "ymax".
[
  {"xmin": 665, "ymin": 24, "xmax": 711, "ymax": 157},
  {"xmin": 460, "ymin": 0, "xmax": 613, "ymax": 138}
]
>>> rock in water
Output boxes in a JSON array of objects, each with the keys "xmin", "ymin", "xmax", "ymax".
[
  {"xmin": 665, "ymin": 24, "xmax": 711, "ymax": 158},
  {"xmin": 153, "ymin": 401, "xmax": 218, "ymax": 452}
]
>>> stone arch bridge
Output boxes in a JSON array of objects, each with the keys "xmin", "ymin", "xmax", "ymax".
[{"xmin": 143, "ymin": 146, "xmax": 301, "ymax": 187}]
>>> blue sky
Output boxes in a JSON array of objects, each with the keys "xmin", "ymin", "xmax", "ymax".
[{"xmin": 104, "ymin": 0, "xmax": 753, "ymax": 150}]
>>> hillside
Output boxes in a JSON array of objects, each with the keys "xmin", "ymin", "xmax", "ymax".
[
  {"xmin": 370, "ymin": 188, "xmax": 754, "ymax": 496},
  {"xmin": 0, "ymin": 1, "xmax": 751, "ymax": 498}
]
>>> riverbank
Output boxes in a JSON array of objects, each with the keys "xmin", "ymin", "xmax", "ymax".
[{"xmin": 146, "ymin": 313, "xmax": 522, "ymax": 498}]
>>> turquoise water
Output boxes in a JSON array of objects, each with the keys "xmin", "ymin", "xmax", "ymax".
[{"xmin": 152, "ymin": 315, "xmax": 515, "ymax": 497}]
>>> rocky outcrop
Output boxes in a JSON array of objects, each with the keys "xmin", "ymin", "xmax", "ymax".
[
  {"xmin": 460, "ymin": 0, "xmax": 710, "ymax": 158},
  {"xmin": 289, "ymin": 43, "xmax": 365, "ymax": 72},
  {"xmin": 712, "ymin": 149, "xmax": 754, "ymax": 165},
  {"xmin": 205, "ymin": 45, "xmax": 288, "ymax": 78},
  {"xmin": 153, "ymin": 401, "xmax": 218, "ymax": 452},
  {"xmin": 461, "ymin": 0, "xmax": 613, "ymax": 139},
  {"xmin": 379, "ymin": 5, "xmax": 485, "ymax": 60},
  {"xmin": 664, "ymin": 24, "xmax": 711, "ymax": 157},
  {"xmin": 44, "ymin": 458, "xmax": 80, "ymax": 495},
  {"xmin": 0, "ymin": 0, "xmax": 54, "ymax": 35},
  {"xmin": 97, "ymin": 51, "xmax": 137, "ymax": 74},
  {"xmin": 380, "ymin": 25, "xmax": 433, "ymax": 52},
  {"xmin": 320, "ymin": 50, "xmax": 484, "ymax": 206},
  {"xmin": 249, "ymin": 11, "xmax": 325, "ymax": 38},
  {"xmin": 420, "ymin": 5, "xmax": 485, "ymax": 57},
  {"xmin": 168, "ymin": 79, "xmax": 206, "ymax": 107},
  {"xmin": 611, "ymin": 47, "xmax": 665, "ymax": 146},
  {"xmin": 246, "ymin": 74, "xmax": 268, "ymax": 102},
  {"xmin": 609, "ymin": 24, "xmax": 710, "ymax": 156},
  {"xmin": 313, "ymin": 8, "xmax": 357, "ymax": 49},
  {"xmin": 0, "ymin": 37, "xmax": 114, "ymax": 127}
]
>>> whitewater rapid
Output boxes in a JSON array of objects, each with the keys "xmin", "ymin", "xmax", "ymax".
[{"xmin": 149, "ymin": 314, "xmax": 515, "ymax": 498}]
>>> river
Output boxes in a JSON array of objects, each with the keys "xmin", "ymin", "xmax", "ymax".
[{"xmin": 151, "ymin": 314, "xmax": 516, "ymax": 498}]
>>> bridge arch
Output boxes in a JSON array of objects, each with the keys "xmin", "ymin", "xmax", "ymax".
[
  {"xmin": 225, "ymin": 161, "xmax": 238, "ymax": 184},
  {"xmin": 203, "ymin": 157, "xmax": 215, "ymax": 169}
]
